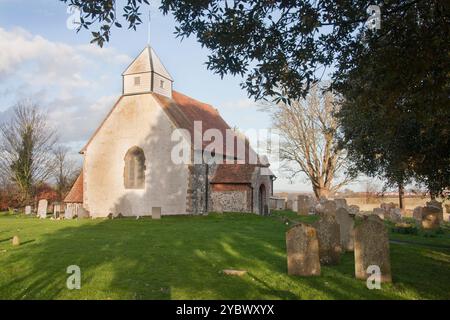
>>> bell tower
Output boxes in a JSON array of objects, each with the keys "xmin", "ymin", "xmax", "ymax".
[{"xmin": 122, "ymin": 46, "xmax": 173, "ymax": 98}]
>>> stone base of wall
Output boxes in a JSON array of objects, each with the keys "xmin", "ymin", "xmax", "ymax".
[{"xmin": 210, "ymin": 184, "xmax": 252, "ymax": 213}]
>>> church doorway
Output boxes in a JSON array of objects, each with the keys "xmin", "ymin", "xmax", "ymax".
[{"xmin": 258, "ymin": 184, "xmax": 266, "ymax": 215}]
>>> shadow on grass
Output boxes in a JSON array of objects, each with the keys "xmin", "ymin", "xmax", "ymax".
[{"xmin": 1, "ymin": 214, "xmax": 449, "ymax": 299}]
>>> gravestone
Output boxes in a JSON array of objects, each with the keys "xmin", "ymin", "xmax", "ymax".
[
  {"xmin": 348, "ymin": 205, "xmax": 360, "ymax": 215},
  {"xmin": 12, "ymin": 235, "xmax": 20, "ymax": 246},
  {"xmin": 313, "ymin": 214, "xmax": 341, "ymax": 265},
  {"xmin": 334, "ymin": 198, "xmax": 347, "ymax": 210},
  {"xmin": 37, "ymin": 199, "xmax": 48, "ymax": 219},
  {"xmin": 78, "ymin": 207, "xmax": 89, "ymax": 219},
  {"xmin": 421, "ymin": 206, "xmax": 440, "ymax": 229},
  {"xmin": 381, "ymin": 202, "xmax": 397, "ymax": 212},
  {"xmin": 387, "ymin": 208, "xmax": 402, "ymax": 222},
  {"xmin": 425, "ymin": 201, "xmax": 443, "ymax": 222},
  {"xmin": 373, "ymin": 208, "xmax": 385, "ymax": 219},
  {"xmin": 25, "ymin": 206, "xmax": 32, "ymax": 215},
  {"xmin": 286, "ymin": 223, "xmax": 321, "ymax": 276},
  {"xmin": 413, "ymin": 206, "xmax": 423, "ymax": 221},
  {"xmin": 321, "ymin": 200, "xmax": 337, "ymax": 217},
  {"xmin": 286, "ymin": 200, "xmax": 293, "ymax": 211},
  {"xmin": 53, "ymin": 204, "xmax": 61, "ymax": 218},
  {"xmin": 335, "ymin": 208, "xmax": 354, "ymax": 251},
  {"xmin": 65, "ymin": 206, "xmax": 74, "ymax": 219},
  {"xmin": 297, "ymin": 195, "xmax": 311, "ymax": 215},
  {"xmin": 354, "ymin": 215, "xmax": 392, "ymax": 282},
  {"xmin": 152, "ymin": 207, "xmax": 161, "ymax": 220}
]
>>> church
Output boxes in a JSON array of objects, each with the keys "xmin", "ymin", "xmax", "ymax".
[{"xmin": 64, "ymin": 46, "xmax": 275, "ymax": 218}]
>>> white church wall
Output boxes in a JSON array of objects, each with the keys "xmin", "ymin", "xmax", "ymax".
[{"xmin": 84, "ymin": 93, "xmax": 190, "ymax": 217}]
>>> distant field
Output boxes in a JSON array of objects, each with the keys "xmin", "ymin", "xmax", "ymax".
[{"xmin": 345, "ymin": 196, "xmax": 431, "ymax": 212}]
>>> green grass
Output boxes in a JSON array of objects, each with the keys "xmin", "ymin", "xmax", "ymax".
[{"xmin": 0, "ymin": 211, "xmax": 449, "ymax": 300}]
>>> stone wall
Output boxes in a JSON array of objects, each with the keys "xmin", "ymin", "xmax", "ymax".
[{"xmin": 210, "ymin": 184, "xmax": 252, "ymax": 213}]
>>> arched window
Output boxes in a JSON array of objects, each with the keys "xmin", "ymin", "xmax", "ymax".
[{"xmin": 124, "ymin": 147, "xmax": 146, "ymax": 189}]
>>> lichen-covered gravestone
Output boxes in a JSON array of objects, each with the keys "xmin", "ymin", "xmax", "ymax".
[
  {"xmin": 335, "ymin": 208, "xmax": 355, "ymax": 251},
  {"xmin": 37, "ymin": 199, "xmax": 48, "ymax": 219},
  {"xmin": 286, "ymin": 223, "xmax": 321, "ymax": 276},
  {"xmin": 24, "ymin": 206, "xmax": 32, "ymax": 215},
  {"xmin": 354, "ymin": 215, "xmax": 392, "ymax": 282},
  {"xmin": 313, "ymin": 214, "xmax": 342, "ymax": 265}
]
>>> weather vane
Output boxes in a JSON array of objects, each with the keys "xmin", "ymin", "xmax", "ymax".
[{"xmin": 147, "ymin": 10, "xmax": 151, "ymax": 45}]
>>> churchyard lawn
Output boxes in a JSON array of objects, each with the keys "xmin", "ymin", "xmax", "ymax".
[{"xmin": 0, "ymin": 211, "xmax": 449, "ymax": 299}]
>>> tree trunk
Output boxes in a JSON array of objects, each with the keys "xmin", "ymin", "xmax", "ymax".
[
  {"xmin": 313, "ymin": 186, "xmax": 330, "ymax": 200},
  {"xmin": 398, "ymin": 183, "xmax": 405, "ymax": 209}
]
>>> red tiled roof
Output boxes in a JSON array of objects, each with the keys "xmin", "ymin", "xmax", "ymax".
[
  {"xmin": 210, "ymin": 164, "xmax": 258, "ymax": 184},
  {"xmin": 80, "ymin": 90, "xmax": 259, "ymax": 162},
  {"xmin": 155, "ymin": 91, "xmax": 231, "ymax": 151},
  {"xmin": 64, "ymin": 172, "xmax": 83, "ymax": 203}
]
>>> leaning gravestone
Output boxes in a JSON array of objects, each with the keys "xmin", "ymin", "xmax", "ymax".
[
  {"xmin": 152, "ymin": 207, "xmax": 162, "ymax": 220},
  {"xmin": 37, "ymin": 199, "xmax": 48, "ymax": 219},
  {"xmin": 335, "ymin": 208, "xmax": 354, "ymax": 251},
  {"xmin": 286, "ymin": 223, "xmax": 321, "ymax": 276},
  {"xmin": 313, "ymin": 214, "xmax": 342, "ymax": 265},
  {"xmin": 297, "ymin": 195, "xmax": 311, "ymax": 215},
  {"xmin": 354, "ymin": 215, "xmax": 392, "ymax": 282},
  {"xmin": 25, "ymin": 206, "xmax": 32, "ymax": 215}
]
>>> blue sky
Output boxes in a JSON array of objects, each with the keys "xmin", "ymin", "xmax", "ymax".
[{"xmin": 0, "ymin": 0, "xmax": 371, "ymax": 192}]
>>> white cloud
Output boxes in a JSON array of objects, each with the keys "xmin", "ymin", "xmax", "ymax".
[{"xmin": 0, "ymin": 27, "xmax": 129, "ymax": 147}]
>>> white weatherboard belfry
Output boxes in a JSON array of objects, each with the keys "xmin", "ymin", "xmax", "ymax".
[
  {"xmin": 64, "ymin": 45, "xmax": 275, "ymax": 218},
  {"xmin": 122, "ymin": 46, "xmax": 173, "ymax": 98}
]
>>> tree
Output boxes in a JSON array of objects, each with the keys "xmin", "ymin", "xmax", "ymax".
[
  {"xmin": 263, "ymin": 85, "xmax": 355, "ymax": 199},
  {"xmin": 335, "ymin": 1, "xmax": 450, "ymax": 203},
  {"xmin": 52, "ymin": 145, "xmax": 79, "ymax": 202},
  {"xmin": 0, "ymin": 101, "xmax": 56, "ymax": 204}
]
